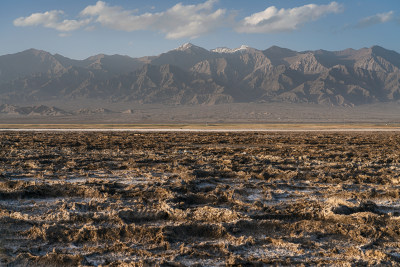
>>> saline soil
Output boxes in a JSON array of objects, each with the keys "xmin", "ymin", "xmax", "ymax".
[{"xmin": 1, "ymin": 131, "xmax": 400, "ymax": 266}]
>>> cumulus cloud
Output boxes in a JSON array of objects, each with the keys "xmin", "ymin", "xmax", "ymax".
[
  {"xmin": 80, "ymin": 0, "xmax": 227, "ymax": 39},
  {"xmin": 14, "ymin": 10, "xmax": 90, "ymax": 32},
  {"xmin": 355, "ymin": 11, "xmax": 394, "ymax": 28},
  {"xmin": 13, "ymin": 1, "xmax": 346, "ymax": 38},
  {"xmin": 13, "ymin": 0, "xmax": 227, "ymax": 38},
  {"xmin": 235, "ymin": 2, "xmax": 343, "ymax": 33}
]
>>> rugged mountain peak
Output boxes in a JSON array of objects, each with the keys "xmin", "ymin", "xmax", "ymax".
[
  {"xmin": 12, "ymin": 48, "xmax": 54, "ymax": 60},
  {"xmin": 152, "ymin": 43, "xmax": 212, "ymax": 70},
  {"xmin": 264, "ymin": 46, "xmax": 298, "ymax": 56},
  {"xmin": 173, "ymin": 43, "xmax": 208, "ymax": 52},
  {"xmin": 18, "ymin": 49, "xmax": 58, "ymax": 62},
  {"xmin": 370, "ymin": 45, "xmax": 390, "ymax": 54},
  {"xmin": 85, "ymin": 54, "xmax": 106, "ymax": 63},
  {"xmin": 289, "ymin": 53, "xmax": 328, "ymax": 74},
  {"xmin": 262, "ymin": 46, "xmax": 299, "ymax": 66},
  {"xmin": 0, "ymin": 48, "xmax": 66, "ymax": 82},
  {"xmin": 348, "ymin": 46, "xmax": 400, "ymax": 72},
  {"xmin": 175, "ymin": 43, "xmax": 194, "ymax": 51},
  {"xmin": 370, "ymin": 45, "xmax": 400, "ymax": 68},
  {"xmin": 23, "ymin": 48, "xmax": 47, "ymax": 55},
  {"xmin": 211, "ymin": 45, "xmax": 252, "ymax": 54}
]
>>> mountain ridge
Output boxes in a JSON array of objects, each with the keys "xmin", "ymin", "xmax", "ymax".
[{"xmin": 1, "ymin": 44, "xmax": 400, "ymax": 106}]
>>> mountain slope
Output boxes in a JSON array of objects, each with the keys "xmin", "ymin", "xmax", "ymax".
[
  {"xmin": 0, "ymin": 44, "xmax": 400, "ymax": 106},
  {"xmin": 0, "ymin": 49, "xmax": 65, "ymax": 83}
]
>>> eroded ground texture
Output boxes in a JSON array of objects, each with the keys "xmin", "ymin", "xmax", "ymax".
[{"xmin": 1, "ymin": 131, "xmax": 400, "ymax": 266}]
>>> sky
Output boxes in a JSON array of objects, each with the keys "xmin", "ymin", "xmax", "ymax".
[{"xmin": 1, "ymin": 0, "xmax": 400, "ymax": 59}]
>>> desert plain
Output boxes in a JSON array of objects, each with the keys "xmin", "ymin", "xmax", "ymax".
[{"xmin": 1, "ymin": 129, "xmax": 400, "ymax": 266}]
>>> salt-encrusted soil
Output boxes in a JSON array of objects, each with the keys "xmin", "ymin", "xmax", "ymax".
[{"xmin": 1, "ymin": 131, "xmax": 400, "ymax": 266}]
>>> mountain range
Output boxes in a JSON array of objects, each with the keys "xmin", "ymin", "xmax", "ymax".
[
  {"xmin": 1, "ymin": 43, "xmax": 400, "ymax": 106},
  {"xmin": 0, "ymin": 104, "xmax": 134, "ymax": 116}
]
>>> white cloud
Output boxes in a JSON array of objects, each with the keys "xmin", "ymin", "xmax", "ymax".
[
  {"xmin": 235, "ymin": 2, "xmax": 343, "ymax": 33},
  {"xmin": 13, "ymin": 1, "xmax": 346, "ymax": 38},
  {"xmin": 355, "ymin": 11, "xmax": 394, "ymax": 28},
  {"xmin": 80, "ymin": 0, "xmax": 227, "ymax": 39},
  {"xmin": 14, "ymin": 10, "xmax": 90, "ymax": 32}
]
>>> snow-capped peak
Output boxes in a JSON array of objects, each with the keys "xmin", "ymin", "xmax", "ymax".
[
  {"xmin": 211, "ymin": 45, "xmax": 251, "ymax": 54},
  {"xmin": 175, "ymin": 43, "xmax": 195, "ymax": 51}
]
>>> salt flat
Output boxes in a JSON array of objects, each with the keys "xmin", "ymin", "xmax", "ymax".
[{"xmin": 1, "ymin": 131, "xmax": 400, "ymax": 265}]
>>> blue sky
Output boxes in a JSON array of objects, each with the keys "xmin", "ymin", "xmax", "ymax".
[{"xmin": 1, "ymin": 0, "xmax": 399, "ymax": 59}]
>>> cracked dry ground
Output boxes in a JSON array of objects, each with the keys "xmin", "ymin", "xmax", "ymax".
[{"xmin": 1, "ymin": 132, "xmax": 400, "ymax": 266}]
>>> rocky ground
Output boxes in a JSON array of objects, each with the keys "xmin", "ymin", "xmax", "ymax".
[{"xmin": 1, "ymin": 131, "xmax": 400, "ymax": 266}]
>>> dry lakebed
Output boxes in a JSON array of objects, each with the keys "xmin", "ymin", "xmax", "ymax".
[{"xmin": 1, "ymin": 130, "xmax": 400, "ymax": 266}]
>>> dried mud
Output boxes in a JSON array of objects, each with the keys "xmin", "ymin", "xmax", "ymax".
[{"xmin": 1, "ymin": 131, "xmax": 400, "ymax": 266}]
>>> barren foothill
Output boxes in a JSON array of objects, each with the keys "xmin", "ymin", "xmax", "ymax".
[{"xmin": 1, "ymin": 131, "xmax": 400, "ymax": 266}]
